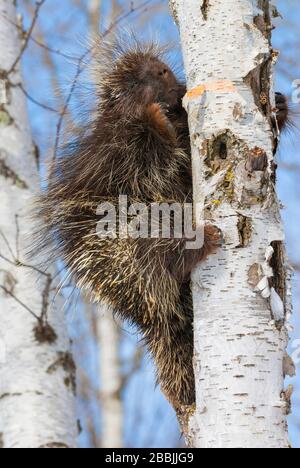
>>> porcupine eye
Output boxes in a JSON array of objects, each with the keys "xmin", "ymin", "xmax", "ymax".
[{"xmin": 158, "ymin": 68, "xmax": 168, "ymax": 77}]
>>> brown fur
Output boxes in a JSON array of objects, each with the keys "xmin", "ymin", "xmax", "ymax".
[{"xmin": 36, "ymin": 38, "xmax": 288, "ymax": 409}]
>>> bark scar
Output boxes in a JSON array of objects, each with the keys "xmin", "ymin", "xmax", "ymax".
[
  {"xmin": 269, "ymin": 241, "xmax": 286, "ymax": 304},
  {"xmin": 185, "ymin": 80, "xmax": 237, "ymax": 100},
  {"xmin": 237, "ymin": 215, "xmax": 252, "ymax": 247},
  {"xmin": 201, "ymin": 0, "xmax": 210, "ymax": 20},
  {"xmin": 245, "ymin": 147, "xmax": 268, "ymax": 173}
]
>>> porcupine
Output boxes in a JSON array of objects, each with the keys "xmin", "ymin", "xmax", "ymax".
[{"xmin": 37, "ymin": 38, "xmax": 289, "ymax": 410}]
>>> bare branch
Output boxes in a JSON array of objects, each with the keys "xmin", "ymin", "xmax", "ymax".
[
  {"xmin": 52, "ymin": 0, "xmax": 154, "ymax": 161},
  {"xmin": 8, "ymin": 0, "xmax": 47, "ymax": 75},
  {"xmin": 17, "ymin": 82, "xmax": 58, "ymax": 113},
  {"xmin": 0, "ymin": 285, "xmax": 40, "ymax": 320}
]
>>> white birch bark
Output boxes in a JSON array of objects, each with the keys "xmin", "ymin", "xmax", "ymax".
[
  {"xmin": 0, "ymin": 0, "xmax": 77, "ymax": 448},
  {"xmin": 89, "ymin": 0, "xmax": 102, "ymax": 36},
  {"xmin": 97, "ymin": 306, "xmax": 123, "ymax": 448},
  {"xmin": 170, "ymin": 0, "xmax": 292, "ymax": 448},
  {"xmin": 88, "ymin": 0, "xmax": 124, "ymax": 448}
]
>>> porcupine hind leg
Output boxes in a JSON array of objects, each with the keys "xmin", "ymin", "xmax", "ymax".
[
  {"xmin": 136, "ymin": 226, "xmax": 223, "ymax": 409},
  {"xmin": 143, "ymin": 287, "xmax": 195, "ymax": 409}
]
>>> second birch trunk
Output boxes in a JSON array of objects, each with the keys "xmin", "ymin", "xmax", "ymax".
[{"xmin": 0, "ymin": 0, "xmax": 77, "ymax": 448}]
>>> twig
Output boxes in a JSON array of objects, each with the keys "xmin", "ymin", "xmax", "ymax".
[
  {"xmin": 30, "ymin": 36, "xmax": 79, "ymax": 61},
  {"xmin": 18, "ymin": 82, "xmax": 58, "ymax": 113},
  {"xmin": 0, "ymin": 10, "xmax": 78, "ymax": 61},
  {"xmin": 52, "ymin": 0, "xmax": 154, "ymax": 160},
  {"xmin": 0, "ymin": 230, "xmax": 15, "ymax": 262},
  {"xmin": 0, "ymin": 225, "xmax": 53, "ymax": 323},
  {"xmin": 278, "ymin": 162, "xmax": 300, "ymax": 173},
  {"xmin": 0, "ymin": 285, "xmax": 40, "ymax": 320},
  {"xmin": 52, "ymin": 51, "xmax": 89, "ymax": 160},
  {"xmin": 8, "ymin": 0, "xmax": 47, "ymax": 75},
  {"xmin": 121, "ymin": 347, "xmax": 143, "ymax": 388},
  {"xmin": 15, "ymin": 215, "xmax": 20, "ymax": 260}
]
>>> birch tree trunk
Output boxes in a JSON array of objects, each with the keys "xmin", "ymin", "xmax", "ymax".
[
  {"xmin": 170, "ymin": 0, "xmax": 293, "ymax": 448},
  {"xmin": 97, "ymin": 306, "xmax": 123, "ymax": 448},
  {"xmin": 88, "ymin": 0, "xmax": 124, "ymax": 448},
  {"xmin": 0, "ymin": 0, "xmax": 77, "ymax": 448},
  {"xmin": 89, "ymin": 0, "xmax": 102, "ymax": 36}
]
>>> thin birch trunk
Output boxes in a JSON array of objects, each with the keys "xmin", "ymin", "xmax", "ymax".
[
  {"xmin": 0, "ymin": 0, "xmax": 77, "ymax": 448},
  {"xmin": 88, "ymin": 0, "xmax": 124, "ymax": 448},
  {"xmin": 170, "ymin": 0, "xmax": 293, "ymax": 448},
  {"xmin": 97, "ymin": 306, "xmax": 123, "ymax": 448},
  {"xmin": 89, "ymin": 0, "xmax": 102, "ymax": 36}
]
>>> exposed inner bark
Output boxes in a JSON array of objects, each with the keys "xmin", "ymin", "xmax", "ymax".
[
  {"xmin": 204, "ymin": 131, "xmax": 237, "ymax": 174},
  {"xmin": 245, "ymin": 147, "xmax": 268, "ymax": 173},
  {"xmin": 237, "ymin": 215, "xmax": 252, "ymax": 248},
  {"xmin": 270, "ymin": 240, "xmax": 286, "ymax": 304}
]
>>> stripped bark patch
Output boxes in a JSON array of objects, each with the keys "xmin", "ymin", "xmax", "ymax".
[
  {"xmin": 186, "ymin": 80, "xmax": 237, "ymax": 99},
  {"xmin": 248, "ymin": 263, "xmax": 263, "ymax": 288}
]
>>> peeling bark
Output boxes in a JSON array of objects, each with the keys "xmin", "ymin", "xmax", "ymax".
[{"xmin": 170, "ymin": 0, "xmax": 292, "ymax": 448}]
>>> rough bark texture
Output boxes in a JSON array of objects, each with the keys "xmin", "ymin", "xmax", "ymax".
[
  {"xmin": 0, "ymin": 0, "xmax": 77, "ymax": 448},
  {"xmin": 170, "ymin": 0, "xmax": 292, "ymax": 448}
]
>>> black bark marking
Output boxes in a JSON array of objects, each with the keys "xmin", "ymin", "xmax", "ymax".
[
  {"xmin": 39, "ymin": 442, "xmax": 70, "ymax": 448},
  {"xmin": 47, "ymin": 352, "xmax": 76, "ymax": 395},
  {"xmin": 0, "ymin": 391, "xmax": 43, "ymax": 400},
  {"xmin": 34, "ymin": 321, "xmax": 57, "ymax": 344},
  {"xmin": 201, "ymin": 0, "xmax": 210, "ymax": 20},
  {"xmin": 0, "ymin": 157, "xmax": 28, "ymax": 189}
]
